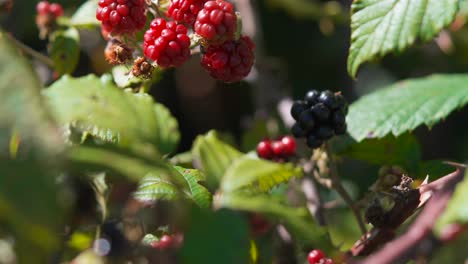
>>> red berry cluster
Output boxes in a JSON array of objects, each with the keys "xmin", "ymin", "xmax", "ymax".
[
  {"xmin": 94, "ymin": 0, "xmax": 254, "ymax": 81},
  {"xmin": 194, "ymin": 0, "xmax": 236, "ymax": 43},
  {"xmin": 36, "ymin": 1, "xmax": 63, "ymax": 18},
  {"xmin": 167, "ymin": 0, "xmax": 207, "ymax": 26},
  {"xmin": 96, "ymin": 0, "xmax": 147, "ymax": 35},
  {"xmin": 256, "ymin": 136, "xmax": 296, "ymax": 161},
  {"xmin": 150, "ymin": 234, "xmax": 184, "ymax": 249},
  {"xmin": 143, "ymin": 18, "xmax": 191, "ymax": 68},
  {"xmin": 201, "ymin": 36, "xmax": 255, "ymax": 82},
  {"xmin": 308, "ymin": 249, "xmax": 334, "ymax": 264}
]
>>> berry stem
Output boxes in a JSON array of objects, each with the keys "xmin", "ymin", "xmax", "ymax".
[
  {"xmin": 325, "ymin": 143, "xmax": 367, "ymax": 235},
  {"xmin": 4, "ymin": 32, "xmax": 54, "ymax": 68}
]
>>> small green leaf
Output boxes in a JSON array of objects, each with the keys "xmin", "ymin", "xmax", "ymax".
[
  {"xmin": 192, "ymin": 131, "xmax": 243, "ymax": 188},
  {"xmin": 180, "ymin": 209, "xmax": 250, "ymax": 264},
  {"xmin": 68, "ymin": 145, "xmax": 188, "ymax": 190},
  {"xmin": 333, "ymin": 133, "xmax": 421, "ymax": 173},
  {"xmin": 70, "ymin": 0, "xmax": 100, "ymax": 28},
  {"xmin": 348, "ymin": 0, "xmax": 459, "ymax": 77},
  {"xmin": 133, "ymin": 166, "xmax": 211, "ymax": 207},
  {"xmin": 435, "ymin": 169, "xmax": 468, "ymax": 233},
  {"xmin": 347, "ymin": 74, "xmax": 468, "ymax": 141},
  {"xmin": 49, "ymin": 27, "xmax": 80, "ymax": 75},
  {"xmin": 175, "ymin": 166, "xmax": 212, "ymax": 208},
  {"xmin": 218, "ymin": 192, "xmax": 330, "ymax": 248},
  {"xmin": 221, "ymin": 156, "xmax": 303, "ymax": 193},
  {"xmin": 43, "ymin": 75, "xmax": 180, "ymax": 154}
]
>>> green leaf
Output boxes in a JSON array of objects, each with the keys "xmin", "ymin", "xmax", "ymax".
[
  {"xmin": 435, "ymin": 169, "xmax": 468, "ymax": 233},
  {"xmin": 348, "ymin": 0, "xmax": 459, "ymax": 77},
  {"xmin": 70, "ymin": 0, "xmax": 100, "ymax": 28},
  {"xmin": 347, "ymin": 74, "xmax": 468, "ymax": 141},
  {"xmin": 180, "ymin": 208, "xmax": 250, "ymax": 264},
  {"xmin": 133, "ymin": 166, "xmax": 212, "ymax": 208},
  {"xmin": 68, "ymin": 145, "xmax": 188, "ymax": 189},
  {"xmin": 221, "ymin": 156, "xmax": 303, "ymax": 193},
  {"xmin": 218, "ymin": 192, "xmax": 330, "ymax": 248},
  {"xmin": 175, "ymin": 166, "xmax": 212, "ymax": 208},
  {"xmin": 0, "ymin": 30, "xmax": 65, "ymax": 262},
  {"xmin": 43, "ymin": 75, "xmax": 180, "ymax": 154},
  {"xmin": 192, "ymin": 130, "xmax": 243, "ymax": 188},
  {"xmin": 49, "ymin": 27, "xmax": 80, "ymax": 75},
  {"xmin": 333, "ymin": 133, "xmax": 421, "ymax": 173}
]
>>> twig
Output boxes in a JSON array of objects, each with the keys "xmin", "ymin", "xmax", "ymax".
[
  {"xmin": 350, "ymin": 167, "xmax": 465, "ymax": 264},
  {"xmin": 4, "ymin": 33, "xmax": 54, "ymax": 68},
  {"xmin": 326, "ymin": 143, "xmax": 367, "ymax": 235}
]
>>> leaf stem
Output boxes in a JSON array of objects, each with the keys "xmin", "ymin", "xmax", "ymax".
[
  {"xmin": 5, "ymin": 33, "xmax": 54, "ymax": 68},
  {"xmin": 325, "ymin": 143, "xmax": 367, "ymax": 235}
]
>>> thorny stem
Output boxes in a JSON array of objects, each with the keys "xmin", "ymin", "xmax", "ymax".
[
  {"xmin": 5, "ymin": 33, "xmax": 54, "ymax": 68},
  {"xmin": 325, "ymin": 143, "xmax": 367, "ymax": 235}
]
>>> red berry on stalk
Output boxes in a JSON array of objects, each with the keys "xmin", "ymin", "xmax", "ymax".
[
  {"xmin": 194, "ymin": 0, "xmax": 236, "ymax": 43},
  {"xmin": 308, "ymin": 249, "xmax": 325, "ymax": 264},
  {"xmin": 143, "ymin": 18, "xmax": 191, "ymax": 68},
  {"xmin": 96, "ymin": 0, "xmax": 147, "ymax": 35},
  {"xmin": 271, "ymin": 140, "xmax": 285, "ymax": 157},
  {"xmin": 257, "ymin": 140, "xmax": 273, "ymax": 159},
  {"xmin": 281, "ymin": 136, "xmax": 296, "ymax": 156},
  {"xmin": 151, "ymin": 235, "xmax": 174, "ymax": 249},
  {"xmin": 167, "ymin": 0, "xmax": 208, "ymax": 26},
  {"xmin": 36, "ymin": 1, "xmax": 50, "ymax": 15},
  {"xmin": 49, "ymin": 3, "xmax": 63, "ymax": 17},
  {"xmin": 201, "ymin": 35, "xmax": 255, "ymax": 83}
]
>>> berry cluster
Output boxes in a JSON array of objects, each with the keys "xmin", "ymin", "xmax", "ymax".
[
  {"xmin": 308, "ymin": 249, "xmax": 334, "ymax": 264},
  {"xmin": 143, "ymin": 18, "xmax": 191, "ymax": 68},
  {"xmin": 256, "ymin": 136, "xmax": 296, "ymax": 161},
  {"xmin": 96, "ymin": 0, "xmax": 147, "ymax": 35},
  {"xmin": 290, "ymin": 90, "xmax": 348, "ymax": 149},
  {"xmin": 36, "ymin": 1, "xmax": 63, "ymax": 18},
  {"xmin": 94, "ymin": 0, "xmax": 254, "ymax": 82},
  {"xmin": 167, "ymin": 0, "xmax": 207, "ymax": 26},
  {"xmin": 35, "ymin": 1, "xmax": 63, "ymax": 38},
  {"xmin": 150, "ymin": 234, "xmax": 184, "ymax": 249},
  {"xmin": 194, "ymin": 0, "xmax": 236, "ymax": 43}
]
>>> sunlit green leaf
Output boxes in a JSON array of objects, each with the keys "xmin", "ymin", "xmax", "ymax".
[
  {"xmin": 192, "ymin": 130, "xmax": 243, "ymax": 188},
  {"xmin": 347, "ymin": 74, "xmax": 468, "ymax": 141},
  {"xmin": 43, "ymin": 75, "xmax": 180, "ymax": 154},
  {"xmin": 70, "ymin": 0, "xmax": 100, "ymax": 28},
  {"xmin": 348, "ymin": 0, "xmax": 459, "ymax": 77},
  {"xmin": 221, "ymin": 156, "xmax": 303, "ymax": 193}
]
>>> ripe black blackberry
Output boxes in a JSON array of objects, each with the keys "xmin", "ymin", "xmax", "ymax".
[{"xmin": 290, "ymin": 89, "xmax": 348, "ymax": 149}]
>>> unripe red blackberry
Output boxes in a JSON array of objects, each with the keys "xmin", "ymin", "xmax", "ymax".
[
  {"xmin": 201, "ymin": 35, "xmax": 255, "ymax": 82},
  {"xmin": 307, "ymin": 249, "xmax": 325, "ymax": 264},
  {"xmin": 281, "ymin": 136, "xmax": 296, "ymax": 156},
  {"xmin": 49, "ymin": 3, "xmax": 63, "ymax": 17},
  {"xmin": 143, "ymin": 18, "xmax": 191, "ymax": 68},
  {"xmin": 194, "ymin": 0, "xmax": 237, "ymax": 43},
  {"xmin": 256, "ymin": 140, "xmax": 273, "ymax": 159},
  {"xmin": 96, "ymin": 0, "xmax": 147, "ymax": 35},
  {"xmin": 167, "ymin": 0, "xmax": 208, "ymax": 26},
  {"xmin": 35, "ymin": 1, "xmax": 63, "ymax": 39},
  {"xmin": 271, "ymin": 141, "xmax": 285, "ymax": 156}
]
